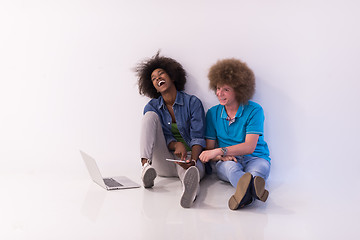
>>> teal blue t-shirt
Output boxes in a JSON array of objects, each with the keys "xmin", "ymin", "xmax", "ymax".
[{"xmin": 205, "ymin": 101, "xmax": 270, "ymax": 161}]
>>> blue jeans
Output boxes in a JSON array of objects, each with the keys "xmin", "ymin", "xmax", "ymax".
[{"xmin": 216, "ymin": 156, "xmax": 271, "ymax": 188}]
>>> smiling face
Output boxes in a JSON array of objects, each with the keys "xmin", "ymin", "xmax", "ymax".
[
  {"xmin": 151, "ymin": 68, "xmax": 174, "ymax": 94},
  {"xmin": 216, "ymin": 84, "xmax": 238, "ymax": 107}
]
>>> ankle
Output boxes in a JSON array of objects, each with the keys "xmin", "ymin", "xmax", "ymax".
[{"xmin": 141, "ymin": 158, "xmax": 149, "ymax": 166}]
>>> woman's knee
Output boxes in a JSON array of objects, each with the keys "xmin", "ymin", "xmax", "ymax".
[
  {"xmin": 143, "ymin": 111, "xmax": 160, "ymax": 123},
  {"xmin": 142, "ymin": 111, "xmax": 162, "ymax": 130}
]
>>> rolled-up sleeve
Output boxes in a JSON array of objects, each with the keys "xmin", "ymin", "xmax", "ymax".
[{"xmin": 189, "ymin": 96, "xmax": 206, "ymax": 148}]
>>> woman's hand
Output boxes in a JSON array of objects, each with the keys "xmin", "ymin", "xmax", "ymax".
[
  {"xmin": 176, "ymin": 159, "xmax": 196, "ymax": 170},
  {"xmin": 173, "ymin": 142, "xmax": 187, "ymax": 161}
]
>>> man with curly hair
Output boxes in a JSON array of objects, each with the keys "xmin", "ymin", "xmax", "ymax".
[
  {"xmin": 135, "ymin": 52, "xmax": 206, "ymax": 208},
  {"xmin": 199, "ymin": 58, "xmax": 271, "ymax": 210}
]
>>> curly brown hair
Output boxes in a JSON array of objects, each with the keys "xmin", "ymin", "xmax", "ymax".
[
  {"xmin": 208, "ymin": 58, "xmax": 255, "ymax": 105},
  {"xmin": 135, "ymin": 51, "xmax": 187, "ymax": 99}
]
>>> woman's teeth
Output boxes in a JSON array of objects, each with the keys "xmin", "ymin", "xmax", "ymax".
[{"xmin": 158, "ymin": 80, "xmax": 165, "ymax": 87}]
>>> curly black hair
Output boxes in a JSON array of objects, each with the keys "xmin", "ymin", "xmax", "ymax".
[
  {"xmin": 135, "ymin": 51, "xmax": 187, "ymax": 99},
  {"xmin": 208, "ymin": 58, "xmax": 255, "ymax": 105}
]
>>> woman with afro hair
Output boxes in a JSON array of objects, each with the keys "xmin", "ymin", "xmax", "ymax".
[
  {"xmin": 199, "ymin": 58, "xmax": 271, "ymax": 210},
  {"xmin": 135, "ymin": 52, "xmax": 206, "ymax": 208}
]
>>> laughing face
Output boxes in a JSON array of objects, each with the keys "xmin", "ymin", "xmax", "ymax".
[
  {"xmin": 151, "ymin": 68, "xmax": 174, "ymax": 93},
  {"xmin": 216, "ymin": 84, "xmax": 238, "ymax": 107}
]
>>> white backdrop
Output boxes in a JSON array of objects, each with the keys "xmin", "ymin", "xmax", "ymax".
[{"xmin": 1, "ymin": 0, "xmax": 360, "ymax": 192}]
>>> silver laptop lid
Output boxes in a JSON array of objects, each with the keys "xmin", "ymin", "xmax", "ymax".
[{"xmin": 80, "ymin": 150, "xmax": 107, "ymax": 189}]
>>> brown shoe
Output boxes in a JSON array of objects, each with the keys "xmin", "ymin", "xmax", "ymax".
[
  {"xmin": 228, "ymin": 172, "xmax": 252, "ymax": 210},
  {"xmin": 253, "ymin": 176, "xmax": 269, "ymax": 202}
]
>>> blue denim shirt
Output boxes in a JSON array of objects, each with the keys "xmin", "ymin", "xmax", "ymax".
[{"xmin": 143, "ymin": 91, "xmax": 206, "ymax": 149}]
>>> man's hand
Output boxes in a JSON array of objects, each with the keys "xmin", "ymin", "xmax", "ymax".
[
  {"xmin": 199, "ymin": 149, "xmax": 221, "ymax": 162},
  {"xmin": 199, "ymin": 148, "xmax": 238, "ymax": 163},
  {"xmin": 218, "ymin": 155, "xmax": 237, "ymax": 162}
]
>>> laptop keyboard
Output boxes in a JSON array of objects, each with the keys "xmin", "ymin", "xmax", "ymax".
[{"xmin": 104, "ymin": 178, "xmax": 123, "ymax": 188}]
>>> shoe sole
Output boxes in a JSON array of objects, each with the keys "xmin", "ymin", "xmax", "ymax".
[
  {"xmin": 228, "ymin": 172, "xmax": 252, "ymax": 210},
  {"xmin": 143, "ymin": 167, "xmax": 157, "ymax": 188},
  {"xmin": 254, "ymin": 176, "xmax": 269, "ymax": 202},
  {"xmin": 180, "ymin": 167, "xmax": 200, "ymax": 208}
]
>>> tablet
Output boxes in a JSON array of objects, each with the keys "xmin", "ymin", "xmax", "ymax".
[{"xmin": 166, "ymin": 158, "xmax": 187, "ymax": 163}]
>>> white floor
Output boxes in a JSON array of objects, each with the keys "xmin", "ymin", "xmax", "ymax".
[{"xmin": 2, "ymin": 166, "xmax": 359, "ymax": 240}]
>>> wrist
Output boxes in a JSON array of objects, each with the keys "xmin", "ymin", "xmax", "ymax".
[
  {"xmin": 220, "ymin": 147, "xmax": 228, "ymax": 156},
  {"xmin": 172, "ymin": 141, "xmax": 183, "ymax": 150},
  {"xmin": 168, "ymin": 141, "xmax": 177, "ymax": 151}
]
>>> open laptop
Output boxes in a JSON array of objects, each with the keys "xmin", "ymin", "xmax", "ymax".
[{"xmin": 80, "ymin": 150, "xmax": 140, "ymax": 190}]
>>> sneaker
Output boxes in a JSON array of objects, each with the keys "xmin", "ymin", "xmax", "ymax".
[
  {"xmin": 180, "ymin": 166, "xmax": 200, "ymax": 208},
  {"xmin": 252, "ymin": 176, "xmax": 269, "ymax": 202},
  {"xmin": 141, "ymin": 162, "xmax": 157, "ymax": 188},
  {"xmin": 228, "ymin": 172, "xmax": 253, "ymax": 210}
]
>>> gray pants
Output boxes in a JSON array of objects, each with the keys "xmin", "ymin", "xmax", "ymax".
[{"xmin": 140, "ymin": 111, "xmax": 205, "ymax": 182}]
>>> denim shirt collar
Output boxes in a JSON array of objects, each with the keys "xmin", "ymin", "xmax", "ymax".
[
  {"xmin": 158, "ymin": 91, "xmax": 184, "ymax": 110},
  {"xmin": 220, "ymin": 104, "xmax": 244, "ymax": 119}
]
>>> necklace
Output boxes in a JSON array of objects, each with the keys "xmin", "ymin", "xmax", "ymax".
[{"xmin": 226, "ymin": 116, "xmax": 236, "ymax": 125}]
